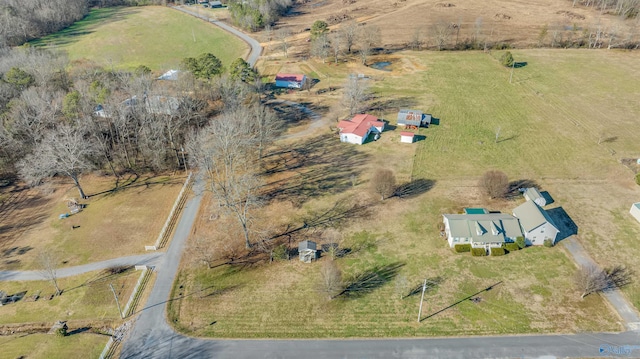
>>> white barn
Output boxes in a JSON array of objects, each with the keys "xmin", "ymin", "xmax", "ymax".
[
  {"xmin": 513, "ymin": 201, "xmax": 559, "ymax": 246},
  {"xmin": 630, "ymin": 202, "xmax": 640, "ymax": 224}
]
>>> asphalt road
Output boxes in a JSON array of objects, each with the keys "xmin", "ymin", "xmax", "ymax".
[
  {"xmin": 0, "ymin": 252, "xmax": 163, "ymax": 281},
  {"xmin": 172, "ymin": 6, "xmax": 262, "ymax": 67}
]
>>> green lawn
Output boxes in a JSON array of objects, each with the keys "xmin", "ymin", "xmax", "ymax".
[
  {"xmin": 30, "ymin": 6, "xmax": 247, "ymax": 70},
  {"xmin": 0, "ymin": 333, "xmax": 107, "ymax": 359}
]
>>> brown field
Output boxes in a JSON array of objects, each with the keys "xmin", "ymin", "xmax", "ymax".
[
  {"xmin": 264, "ymin": 0, "xmax": 637, "ymax": 58},
  {"xmin": 0, "ymin": 173, "xmax": 184, "ymax": 270}
]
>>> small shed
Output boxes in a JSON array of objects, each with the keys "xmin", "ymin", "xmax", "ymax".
[
  {"xmin": 275, "ymin": 73, "xmax": 307, "ymax": 89},
  {"xmin": 400, "ymin": 131, "xmax": 415, "ymax": 143},
  {"xmin": 630, "ymin": 203, "xmax": 640, "ymax": 224},
  {"xmin": 523, "ymin": 187, "xmax": 546, "ymax": 207},
  {"xmin": 298, "ymin": 240, "xmax": 318, "ymax": 263},
  {"xmin": 209, "ymin": 1, "xmax": 223, "ymax": 7},
  {"xmin": 157, "ymin": 69, "xmax": 180, "ymax": 81}
]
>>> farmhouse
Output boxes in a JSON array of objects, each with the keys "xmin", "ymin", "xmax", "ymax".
[
  {"xmin": 442, "ymin": 209, "xmax": 523, "ymax": 251},
  {"xmin": 400, "ymin": 131, "xmax": 415, "ymax": 143},
  {"xmin": 512, "ymin": 201, "xmax": 559, "ymax": 246},
  {"xmin": 275, "ymin": 73, "xmax": 307, "ymax": 89},
  {"xmin": 397, "ymin": 109, "xmax": 431, "ymax": 127},
  {"xmin": 523, "ymin": 187, "xmax": 546, "ymax": 206},
  {"xmin": 629, "ymin": 202, "xmax": 640, "ymax": 224},
  {"xmin": 337, "ymin": 114, "xmax": 385, "ymax": 145}
]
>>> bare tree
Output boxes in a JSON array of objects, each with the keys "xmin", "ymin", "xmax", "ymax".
[
  {"xmin": 17, "ymin": 124, "xmax": 96, "ymax": 199},
  {"xmin": 358, "ymin": 25, "xmax": 381, "ymax": 65},
  {"xmin": 276, "ymin": 27, "xmax": 292, "ymax": 58},
  {"xmin": 328, "ymin": 32, "xmax": 343, "ymax": 64},
  {"xmin": 371, "ymin": 169, "xmax": 396, "ymax": 200},
  {"xmin": 410, "ymin": 28, "xmax": 423, "ymax": 50},
  {"xmin": 479, "ymin": 170, "xmax": 509, "ymax": 199},
  {"xmin": 575, "ymin": 264, "xmax": 608, "ymax": 299},
  {"xmin": 249, "ymin": 102, "xmax": 283, "ymax": 160},
  {"xmin": 431, "ymin": 21, "xmax": 453, "ymax": 50},
  {"xmin": 37, "ymin": 251, "xmax": 62, "ymax": 295},
  {"xmin": 319, "ymin": 260, "xmax": 343, "ymax": 300},
  {"xmin": 342, "ymin": 76, "xmax": 370, "ymax": 116},
  {"xmin": 322, "ymin": 228, "xmax": 344, "ymax": 260},
  {"xmin": 311, "ymin": 33, "xmax": 330, "ymax": 63},
  {"xmin": 339, "ymin": 20, "xmax": 360, "ymax": 53},
  {"xmin": 188, "ymin": 109, "xmax": 263, "ymax": 249}
]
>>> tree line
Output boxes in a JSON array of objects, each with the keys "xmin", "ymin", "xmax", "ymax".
[{"xmin": 227, "ymin": 0, "xmax": 293, "ymax": 31}]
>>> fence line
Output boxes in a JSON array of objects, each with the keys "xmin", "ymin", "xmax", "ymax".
[
  {"xmin": 122, "ymin": 266, "xmax": 153, "ymax": 318},
  {"xmin": 147, "ymin": 172, "xmax": 193, "ymax": 250},
  {"xmin": 99, "ymin": 337, "xmax": 114, "ymax": 359}
]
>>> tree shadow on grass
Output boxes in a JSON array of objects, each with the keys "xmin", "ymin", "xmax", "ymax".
[
  {"xmin": 263, "ymin": 134, "xmax": 369, "ymax": 207},
  {"xmin": 395, "ymin": 179, "xmax": 436, "ymax": 199},
  {"xmin": 337, "ymin": 262, "xmax": 405, "ymax": 299},
  {"xmin": 507, "ymin": 179, "xmax": 539, "ymax": 199},
  {"xmin": 403, "ymin": 277, "xmax": 443, "ymax": 299},
  {"xmin": 421, "ymin": 281, "xmax": 502, "ymax": 321}
]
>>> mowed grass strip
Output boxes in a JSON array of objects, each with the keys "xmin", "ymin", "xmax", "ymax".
[
  {"xmin": 0, "ymin": 333, "xmax": 107, "ymax": 359},
  {"xmin": 0, "ymin": 268, "xmax": 139, "ymax": 325},
  {"xmin": 31, "ymin": 6, "xmax": 247, "ymax": 70}
]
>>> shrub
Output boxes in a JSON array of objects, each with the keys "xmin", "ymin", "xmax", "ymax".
[
  {"xmin": 454, "ymin": 244, "xmax": 471, "ymax": 253},
  {"xmin": 491, "ymin": 248, "xmax": 505, "ymax": 256},
  {"xmin": 55, "ymin": 327, "xmax": 67, "ymax": 337},
  {"xmin": 272, "ymin": 244, "xmax": 289, "ymax": 261},
  {"xmin": 515, "ymin": 236, "xmax": 526, "ymax": 249},
  {"xmin": 471, "ymin": 248, "xmax": 486, "ymax": 256},
  {"xmin": 635, "ymin": 173, "xmax": 640, "ymax": 186},
  {"xmin": 500, "ymin": 51, "xmax": 514, "ymax": 67},
  {"xmin": 505, "ymin": 243, "xmax": 520, "ymax": 252},
  {"xmin": 543, "ymin": 239, "xmax": 554, "ymax": 248}
]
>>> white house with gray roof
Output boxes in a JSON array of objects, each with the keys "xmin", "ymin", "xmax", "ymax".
[
  {"xmin": 442, "ymin": 209, "xmax": 523, "ymax": 251},
  {"xmin": 512, "ymin": 201, "xmax": 559, "ymax": 246},
  {"xmin": 629, "ymin": 202, "xmax": 640, "ymax": 224}
]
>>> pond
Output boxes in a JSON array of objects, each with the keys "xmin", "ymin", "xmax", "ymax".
[{"xmin": 370, "ymin": 61, "xmax": 392, "ymax": 71}]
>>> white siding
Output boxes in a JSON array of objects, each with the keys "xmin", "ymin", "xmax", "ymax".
[
  {"xmin": 524, "ymin": 222, "xmax": 559, "ymax": 246},
  {"xmin": 630, "ymin": 203, "xmax": 640, "ymax": 224},
  {"xmin": 340, "ymin": 133, "xmax": 364, "ymax": 145},
  {"xmin": 400, "ymin": 135, "xmax": 413, "ymax": 143}
]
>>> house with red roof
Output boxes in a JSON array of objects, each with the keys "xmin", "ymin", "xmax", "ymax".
[
  {"xmin": 337, "ymin": 114, "xmax": 385, "ymax": 145},
  {"xmin": 275, "ymin": 73, "xmax": 307, "ymax": 89}
]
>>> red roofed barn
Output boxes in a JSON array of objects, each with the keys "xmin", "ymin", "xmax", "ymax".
[
  {"xmin": 275, "ymin": 73, "xmax": 307, "ymax": 89},
  {"xmin": 337, "ymin": 114, "xmax": 385, "ymax": 145}
]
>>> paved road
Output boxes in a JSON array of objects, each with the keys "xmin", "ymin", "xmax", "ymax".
[
  {"xmin": 172, "ymin": 6, "xmax": 262, "ymax": 67},
  {"xmin": 0, "ymin": 252, "xmax": 163, "ymax": 281},
  {"xmin": 563, "ymin": 237, "xmax": 640, "ymax": 330}
]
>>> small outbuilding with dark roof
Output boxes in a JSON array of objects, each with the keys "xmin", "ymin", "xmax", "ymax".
[{"xmin": 299, "ymin": 240, "xmax": 318, "ymax": 263}]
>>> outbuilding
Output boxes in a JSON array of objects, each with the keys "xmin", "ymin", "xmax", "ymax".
[
  {"xmin": 397, "ymin": 109, "xmax": 431, "ymax": 127},
  {"xmin": 298, "ymin": 240, "xmax": 318, "ymax": 263},
  {"xmin": 630, "ymin": 202, "xmax": 640, "ymax": 224},
  {"xmin": 275, "ymin": 73, "xmax": 307, "ymax": 89},
  {"xmin": 400, "ymin": 131, "xmax": 415, "ymax": 143},
  {"xmin": 523, "ymin": 187, "xmax": 546, "ymax": 207},
  {"xmin": 337, "ymin": 114, "xmax": 385, "ymax": 145}
]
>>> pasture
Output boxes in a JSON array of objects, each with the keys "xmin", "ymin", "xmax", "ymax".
[
  {"xmin": 31, "ymin": 6, "xmax": 247, "ymax": 71},
  {"xmin": 171, "ymin": 49, "xmax": 640, "ymax": 337}
]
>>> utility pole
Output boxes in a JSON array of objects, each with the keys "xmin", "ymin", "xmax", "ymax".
[
  {"xmin": 417, "ymin": 278, "xmax": 427, "ymax": 323},
  {"xmin": 509, "ymin": 59, "xmax": 515, "ymax": 84},
  {"xmin": 109, "ymin": 283, "xmax": 124, "ymax": 319}
]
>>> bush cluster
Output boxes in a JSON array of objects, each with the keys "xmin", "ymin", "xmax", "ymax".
[
  {"xmin": 504, "ymin": 243, "xmax": 520, "ymax": 252},
  {"xmin": 515, "ymin": 236, "xmax": 526, "ymax": 249},
  {"xmin": 490, "ymin": 248, "xmax": 506, "ymax": 256},
  {"xmin": 543, "ymin": 239, "xmax": 554, "ymax": 248},
  {"xmin": 471, "ymin": 248, "xmax": 486, "ymax": 256},
  {"xmin": 454, "ymin": 244, "xmax": 471, "ymax": 253}
]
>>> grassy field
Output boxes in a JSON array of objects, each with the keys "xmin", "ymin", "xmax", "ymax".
[
  {"xmin": 0, "ymin": 333, "xmax": 107, "ymax": 359},
  {"xmin": 30, "ymin": 6, "xmax": 247, "ymax": 71},
  {"xmin": 0, "ymin": 173, "xmax": 184, "ymax": 270},
  {"xmin": 0, "ymin": 268, "xmax": 139, "ymax": 325},
  {"xmin": 170, "ymin": 49, "xmax": 640, "ymax": 338}
]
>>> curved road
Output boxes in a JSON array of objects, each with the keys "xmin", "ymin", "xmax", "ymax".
[{"xmin": 172, "ymin": 6, "xmax": 262, "ymax": 67}]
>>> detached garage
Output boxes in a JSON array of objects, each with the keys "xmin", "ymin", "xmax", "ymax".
[{"xmin": 630, "ymin": 202, "xmax": 640, "ymax": 224}]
